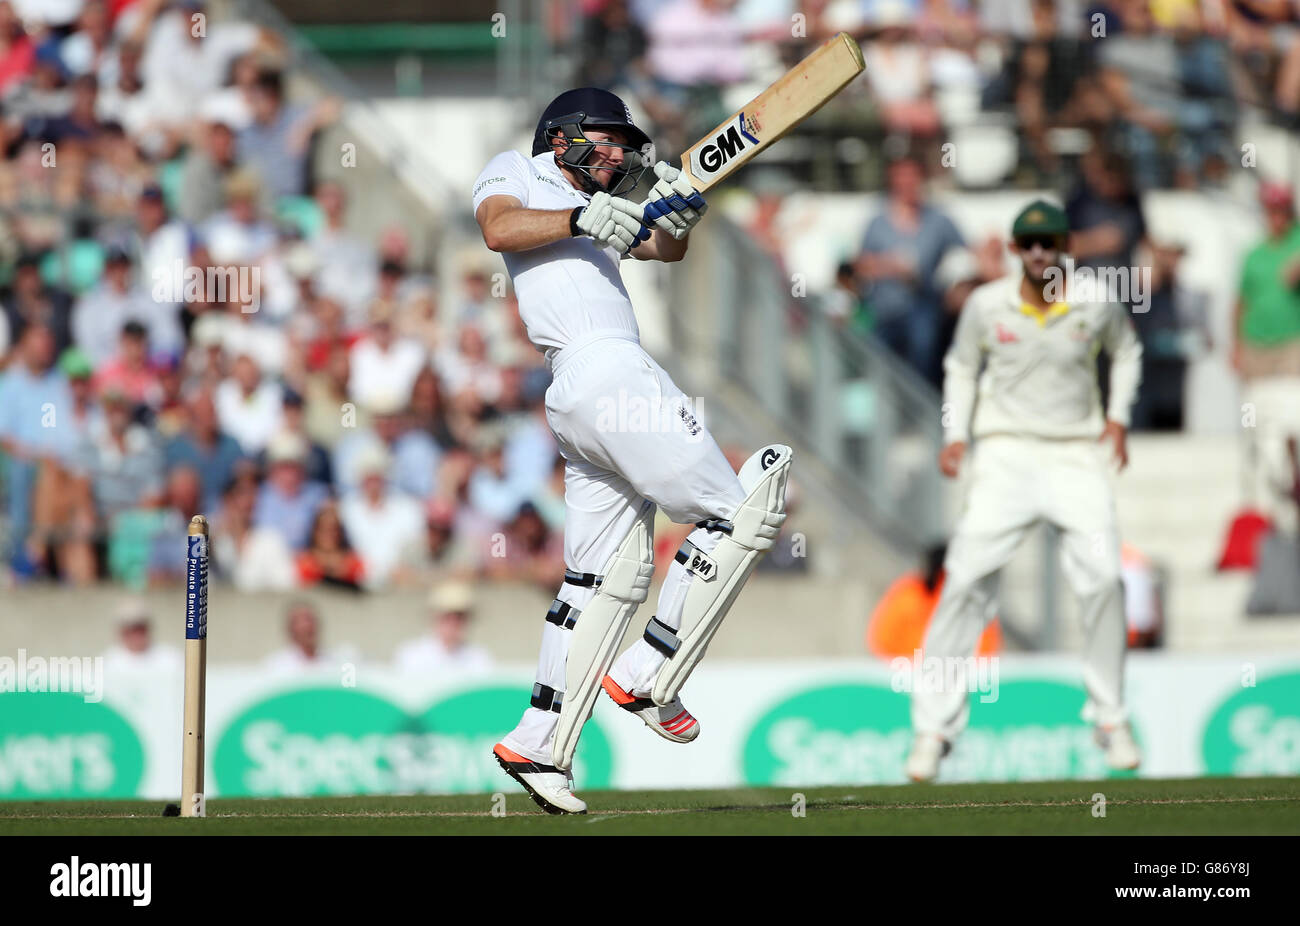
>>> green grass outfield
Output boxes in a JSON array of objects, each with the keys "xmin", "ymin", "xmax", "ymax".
[{"xmin": 3, "ymin": 777, "xmax": 1298, "ymax": 836}]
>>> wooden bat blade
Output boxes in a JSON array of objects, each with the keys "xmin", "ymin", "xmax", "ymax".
[{"xmin": 680, "ymin": 32, "xmax": 864, "ymax": 192}]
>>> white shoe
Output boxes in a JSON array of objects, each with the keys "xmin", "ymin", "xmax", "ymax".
[
  {"xmin": 905, "ymin": 734, "xmax": 950, "ymax": 782},
  {"xmin": 603, "ymin": 675, "xmax": 700, "ymax": 743},
  {"xmin": 1095, "ymin": 723, "xmax": 1142, "ymax": 771},
  {"xmin": 493, "ymin": 744, "xmax": 587, "ymax": 814}
]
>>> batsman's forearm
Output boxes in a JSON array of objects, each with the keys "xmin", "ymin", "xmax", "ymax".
[
  {"xmin": 482, "ymin": 208, "xmax": 575, "ymax": 253},
  {"xmin": 655, "ymin": 228, "xmax": 688, "ymax": 262}
]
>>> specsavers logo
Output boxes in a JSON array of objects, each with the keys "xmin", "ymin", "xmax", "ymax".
[
  {"xmin": 1202, "ymin": 670, "xmax": 1300, "ymax": 775},
  {"xmin": 0, "ymin": 692, "xmax": 144, "ymax": 798},
  {"xmin": 742, "ymin": 679, "xmax": 1126, "ymax": 784},
  {"xmin": 214, "ymin": 686, "xmax": 613, "ymax": 796}
]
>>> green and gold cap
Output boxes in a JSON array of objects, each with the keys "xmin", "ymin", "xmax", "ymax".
[{"xmin": 1011, "ymin": 200, "xmax": 1069, "ymax": 238}]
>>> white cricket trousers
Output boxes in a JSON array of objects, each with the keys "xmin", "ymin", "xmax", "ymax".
[
  {"xmin": 912, "ymin": 434, "xmax": 1130, "ymax": 741},
  {"xmin": 500, "ymin": 330, "xmax": 747, "ymax": 764}
]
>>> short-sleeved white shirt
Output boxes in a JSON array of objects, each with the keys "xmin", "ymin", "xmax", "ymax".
[{"xmin": 471, "ymin": 151, "xmax": 639, "ymax": 358}]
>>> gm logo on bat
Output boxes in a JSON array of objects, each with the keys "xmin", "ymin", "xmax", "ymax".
[{"xmin": 690, "ymin": 112, "xmax": 761, "ymax": 183}]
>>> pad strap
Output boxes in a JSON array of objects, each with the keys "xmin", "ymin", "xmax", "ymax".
[
  {"xmin": 564, "ymin": 569, "xmax": 601, "ymax": 588},
  {"xmin": 531, "ymin": 683, "xmax": 563, "ymax": 713},
  {"xmin": 643, "ymin": 616, "xmax": 681, "ymax": 658},
  {"xmin": 545, "ymin": 599, "xmax": 580, "ymax": 630}
]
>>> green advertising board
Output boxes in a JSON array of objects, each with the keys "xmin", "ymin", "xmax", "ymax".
[{"xmin": 214, "ymin": 685, "xmax": 612, "ymax": 796}]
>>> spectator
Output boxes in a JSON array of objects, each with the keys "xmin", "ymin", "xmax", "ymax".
[
  {"xmin": 396, "ymin": 285, "xmax": 444, "ymax": 357},
  {"xmin": 1095, "ymin": 3, "xmax": 1187, "ymax": 190},
  {"xmin": 27, "ymin": 347, "xmax": 100, "ymax": 584},
  {"xmin": 90, "ymin": 123, "xmax": 152, "ymax": 228},
  {"xmin": 178, "ymin": 110, "xmax": 242, "ymax": 224},
  {"xmin": 264, "ymin": 601, "xmax": 358, "ymax": 674},
  {"xmin": 164, "ymin": 390, "xmax": 245, "ymax": 513},
  {"xmin": 467, "ymin": 420, "xmax": 534, "ymax": 525},
  {"xmin": 95, "ymin": 40, "xmax": 150, "ymax": 141},
  {"xmin": 338, "ymin": 443, "xmax": 425, "ymax": 588},
  {"xmin": 435, "ymin": 323, "xmax": 503, "ymax": 417},
  {"xmin": 146, "ymin": 464, "xmax": 204, "ymax": 584},
  {"xmin": 1235, "ymin": 181, "xmax": 1300, "ymax": 381},
  {"xmin": 1121, "ymin": 542, "xmax": 1163, "ymax": 648},
  {"xmin": 0, "ymin": 2, "xmax": 35, "ymax": 96},
  {"xmin": 216, "ymin": 298, "xmax": 289, "ymax": 377},
  {"xmin": 393, "ymin": 581, "xmax": 493, "ymax": 674},
  {"xmin": 278, "ymin": 387, "xmax": 331, "ymax": 484},
  {"xmin": 450, "ymin": 263, "xmax": 494, "ymax": 330},
  {"xmin": 100, "ymin": 599, "xmax": 183, "ymax": 676},
  {"xmin": 214, "ymin": 351, "xmax": 283, "ymax": 455},
  {"xmin": 200, "ymin": 169, "xmax": 277, "ymax": 264},
  {"xmin": 0, "ymin": 324, "xmax": 72, "ymax": 573},
  {"xmin": 131, "ymin": 184, "xmax": 191, "ymax": 315},
  {"xmin": 866, "ymin": 544, "xmax": 1002, "ymax": 661},
  {"xmin": 253, "ymin": 430, "xmax": 329, "ymax": 551},
  {"xmin": 302, "ymin": 339, "xmax": 365, "ymax": 450},
  {"xmin": 92, "ymin": 320, "xmax": 164, "ymax": 411},
  {"xmin": 644, "ymin": 0, "xmax": 746, "ymax": 125},
  {"xmin": 73, "ymin": 248, "xmax": 179, "ymax": 367},
  {"xmin": 296, "ymin": 500, "xmax": 366, "ymax": 590},
  {"xmin": 1246, "ymin": 437, "xmax": 1300, "ymax": 615},
  {"xmin": 1130, "ymin": 238, "xmax": 1211, "ymax": 430},
  {"xmin": 482, "ymin": 501, "xmax": 566, "ymax": 591},
  {"xmin": 347, "ymin": 298, "xmax": 427, "ymax": 412},
  {"xmin": 421, "ymin": 495, "xmax": 472, "ymax": 577},
  {"xmin": 209, "ymin": 472, "xmax": 297, "ymax": 591},
  {"xmin": 407, "ymin": 364, "xmax": 456, "ymax": 449},
  {"xmin": 309, "ymin": 179, "xmax": 376, "ymax": 321},
  {"xmin": 300, "ymin": 295, "xmax": 357, "ymax": 372},
  {"xmin": 580, "ymin": 0, "xmax": 649, "ymax": 92},
  {"xmin": 855, "ymin": 153, "xmax": 965, "ymax": 385},
  {"xmin": 2, "ymin": 252, "xmax": 75, "ymax": 354},
  {"xmin": 333, "ymin": 392, "xmax": 441, "ymax": 498},
  {"xmin": 1065, "ymin": 147, "xmax": 1148, "ymax": 273},
  {"xmin": 862, "ymin": 3, "xmax": 942, "ymax": 140},
  {"xmin": 237, "ymin": 67, "xmax": 339, "ymax": 203},
  {"xmin": 138, "ymin": 0, "xmax": 260, "ymax": 146},
  {"xmin": 1234, "ymin": 181, "xmax": 1300, "ymax": 512},
  {"xmin": 74, "ymin": 387, "xmax": 164, "ymax": 525}
]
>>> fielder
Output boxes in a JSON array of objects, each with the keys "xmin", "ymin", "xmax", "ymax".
[
  {"xmin": 473, "ymin": 88, "xmax": 792, "ymax": 813},
  {"xmin": 906, "ymin": 200, "xmax": 1143, "ymax": 782}
]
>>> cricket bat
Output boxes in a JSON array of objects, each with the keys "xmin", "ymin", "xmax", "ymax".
[{"xmin": 680, "ymin": 31, "xmax": 865, "ymax": 192}]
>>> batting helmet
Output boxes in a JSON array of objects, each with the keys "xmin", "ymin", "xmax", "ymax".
[{"xmin": 533, "ymin": 88, "xmax": 653, "ymax": 196}]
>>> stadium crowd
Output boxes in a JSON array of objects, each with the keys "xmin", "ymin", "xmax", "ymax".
[
  {"xmin": 580, "ymin": 0, "xmax": 1294, "ymax": 414},
  {"xmin": 2, "ymin": 0, "xmax": 1298, "ymax": 606},
  {"xmin": 0, "ymin": 0, "xmax": 590, "ymax": 591}
]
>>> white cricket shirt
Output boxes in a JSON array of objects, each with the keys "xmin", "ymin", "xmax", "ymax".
[
  {"xmin": 471, "ymin": 151, "xmax": 640, "ymax": 362},
  {"xmin": 943, "ymin": 273, "xmax": 1143, "ymax": 443}
]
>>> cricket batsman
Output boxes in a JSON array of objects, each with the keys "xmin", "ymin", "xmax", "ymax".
[
  {"xmin": 905, "ymin": 200, "xmax": 1143, "ymax": 782},
  {"xmin": 473, "ymin": 88, "xmax": 792, "ymax": 813}
]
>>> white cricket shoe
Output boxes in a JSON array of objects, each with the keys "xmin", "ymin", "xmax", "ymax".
[
  {"xmin": 1095, "ymin": 723, "xmax": 1142, "ymax": 771},
  {"xmin": 905, "ymin": 734, "xmax": 951, "ymax": 782},
  {"xmin": 492, "ymin": 744, "xmax": 587, "ymax": 814},
  {"xmin": 602, "ymin": 675, "xmax": 700, "ymax": 743}
]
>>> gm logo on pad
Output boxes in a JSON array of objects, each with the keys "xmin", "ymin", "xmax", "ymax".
[{"xmin": 689, "ymin": 113, "xmax": 760, "ymax": 183}]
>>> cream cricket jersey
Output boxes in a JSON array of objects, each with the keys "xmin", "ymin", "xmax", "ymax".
[
  {"xmin": 471, "ymin": 150, "xmax": 639, "ymax": 360},
  {"xmin": 943, "ymin": 273, "xmax": 1143, "ymax": 443}
]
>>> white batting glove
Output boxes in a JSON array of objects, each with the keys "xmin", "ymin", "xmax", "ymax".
[
  {"xmin": 642, "ymin": 161, "xmax": 708, "ymax": 240},
  {"xmin": 575, "ymin": 191, "xmax": 651, "ymax": 254}
]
